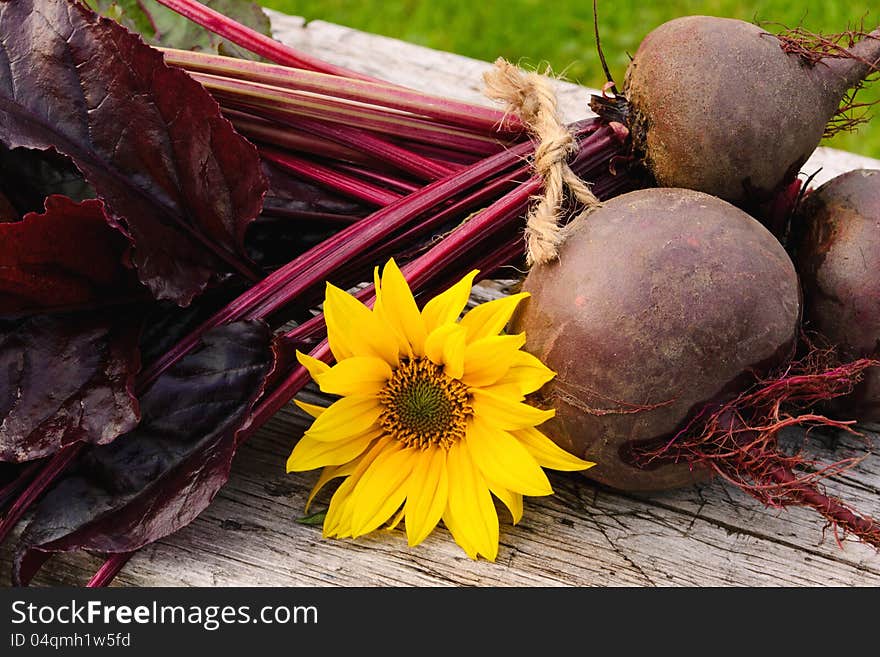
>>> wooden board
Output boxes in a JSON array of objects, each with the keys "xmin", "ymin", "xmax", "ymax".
[{"xmin": 2, "ymin": 12, "xmax": 879, "ymax": 588}]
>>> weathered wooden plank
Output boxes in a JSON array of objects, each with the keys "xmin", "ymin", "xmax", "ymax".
[
  {"xmin": 4, "ymin": 408, "xmax": 876, "ymax": 587},
  {"xmin": 2, "ymin": 12, "xmax": 879, "ymax": 588}
]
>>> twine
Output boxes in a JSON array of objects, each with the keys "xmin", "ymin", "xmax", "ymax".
[{"xmin": 483, "ymin": 58, "xmax": 601, "ymax": 266}]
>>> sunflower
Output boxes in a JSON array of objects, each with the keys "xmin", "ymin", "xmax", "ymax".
[{"xmin": 288, "ymin": 259, "xmax": 593, "ymax": 561}]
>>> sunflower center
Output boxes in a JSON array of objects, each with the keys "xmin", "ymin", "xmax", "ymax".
[{"xmin": 378, "ymin": 358, "xmax": 471, "ymax": 449}]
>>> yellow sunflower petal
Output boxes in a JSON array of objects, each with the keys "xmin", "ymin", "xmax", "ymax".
[
  {"xmin": 487, "ymin": 482, "xmax": 524, "ymax": 524},
  {"xmin": 461, "ymin": 333, "xmax": 526, "ymax": 388},
  {"xmin": 470, "ymin": 388, "xmax": 555, "ymax": 430},
  {"xmin": 324, "ymin": 283, "xmax": 399, "ymax": 365},
  {"xmin": 303, "ymin": 394, "xmax": 382, "ymax": 442},
  {"xmin": 478, "ymin": 382, "xmax": 525, "ymax": 400},
  {"xmin": 296, "ymin": 350, "xmax": 330, "ymax": 381},
  {"xmin": 404, "ymin": 446, "xmax": 449, "ymax": 547},
  {"xmin": 293, "ymin": 399, "xmax": 327, "ymax": 419},
  {"xmin": 316, "ymin": 356, "xmax": 392, "ymax": 397},
  {"xmin": 373, "ymin": 265, "xmax": 382, "ymax": 296},
  {"xmin": 441, "ymin": 509, "xmax": 478, "ymax": 559},
  {"xmin": 459, "ymin": 292, "xmax": 529, "ymax": 343},
  {"xmin": 489, "ymin": 349, "xmax": 556, "ymax": 396},
  {"xmin": 287, "ymin": 429, "xmax": 381, "ymax": 473},
  {"xmin": 305, "ymin": 460, "xmax": 358, "ymax": 512},
  {"xmin": 349, "ymin": 443, "xmax": 414, "ymax": 537},
  {"xmin": 421, "ymin": 269, "xmax": 478, "ymax": 333},
  {"xmin": 374, "ymin": 266, "xmax": 411, "ymax": 359},
  {"xmin": 514, "ymin": 426, "xmax": 596, "ymax": 472},
  {"xmin": 323, "ymin": 438, "xmax": 391, "ymax": 538},
  {"xmin": 465, "ymin": 415, "xmax": 552, "ymax": 496},
  {"xmin": 377, "ymin": 259, "xmax": 427, "ymax": 357},
  {"xmin": 387, "ymin": 506, "xmax": 406, "ymax": 532},
  {"xmin": 444, "ymin": 441, "xmax": 499, "ymax": 561},
  {"xmin": 323, "ymin": 476, "xmax": 358, "ymax": 538},
  {"xmin": 423, "ymin": 322, "xmax": 467, "ymax": 380}
]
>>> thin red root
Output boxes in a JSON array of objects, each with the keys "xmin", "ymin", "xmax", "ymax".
[
  {"xmin": 767, "ymin": 463, "xmax": 880, "ymax": 548},
  {"xmin": 775, "ymin": 25, "xmax": 877, "ymax": 67},
  {"xmin": 634, "ymin": 355, "xmax": 880, "ymax": 548}
]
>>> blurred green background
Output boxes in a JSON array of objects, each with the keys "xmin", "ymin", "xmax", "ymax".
[{"xmin": 259, "ymin": 0, "xmax": 880, "ymax": 158}]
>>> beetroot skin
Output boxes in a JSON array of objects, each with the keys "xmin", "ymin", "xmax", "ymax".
[
  {"xmin": 794, "ymin": 169, "xmax": 880, "ymax": 423},
  {"xmin": 621, "ymin": 16, "xmax": 880, "ymax": 206},
  {"xmin": 512, "ymin": 188, "xmax": 801, "ymax": 491}
]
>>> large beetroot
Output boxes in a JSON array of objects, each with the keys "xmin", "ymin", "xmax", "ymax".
[
  {"xmin": 513, "ymin": 188, "xmax": 800, "ymax": 490},
  {"xmin": 513, "ymin": 188, "xmax": 880, "ymax": 546},
  {"xmin": 794, "ymin": 169, "xmax": 880, "ymax": 423},
  {"xmin": 595, "ymin": 16, "xmax": 880, "ymax": 207}
]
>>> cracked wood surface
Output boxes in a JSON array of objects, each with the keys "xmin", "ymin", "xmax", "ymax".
[{"xmin": 2, "ymin": 12, "xmax": 879, "ymax": 587}]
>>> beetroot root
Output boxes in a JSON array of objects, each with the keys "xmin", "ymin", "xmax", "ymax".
[
  {"xmin": 616, "ymin": 17, "xmax": 880, "ymax": 206},
  {"xmin": 794, "ymin": 169, "xmax": 880, "ymax": 423},
  {"xmin": 512, "ymin": 188, "xmax": 801, "ymax": 491}
]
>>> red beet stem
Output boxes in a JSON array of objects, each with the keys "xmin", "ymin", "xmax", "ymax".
[
  {"xmin": 226, "ymin": 109, "xmax": 372, "ymax": 164},
  {"xmin": 332, "ymin": 164, "xmax": 423, "ymax": 195},
  {"xmin": 0, "ymin": 461, "xmax": 43, "ymax": 509},
  {"xmin": 153, "ymin": 0, "xmax": 378, "ymax": 82},
  {"xmin": 87, "ymin": 553, "xmax": 133, "ymax": 588},
  {"xmin": 259, "ymin": 207, "xmax": 363, "ymax": 226},
  {"xmin": 161, "ymin": 48, "xmax": 521, "ymax": 135},
  {"xmin": 220, "ymin": 94, "xmax": 505, "ymax": 159},
  {"xmin": 190, "ymin": 74, "xmax": 509, "ymax": 153},
  {"xmin": 259, "ymin": 149, "xmax": 401, "ymax": 207},
  {"xmin": 0, "ymin": 444, "xmax": 82, "ymax": 545},
  {"xmin": 280, "ymin": 116, "xmax": 458, "ymax": 181}
]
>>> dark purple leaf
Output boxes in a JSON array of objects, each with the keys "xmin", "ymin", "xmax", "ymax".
[
  {"xmin": 14, "ymin": 320, "xmax": 274, "ymax": 584},
  {"xmin": 0, "ymin": 195, "xmax": 142, "ymax": 315},
  {"xmin": 138, "ymin": 281, "xmax": 248, "ymax": 368},
  {"xmin": 0, "ymin": 147, "xmax": 94, "ymax": 217},
  {"xmin": 0, "ymin": 0, "xmax": 267, "ymax": 306},
  {"xmin": 0, "ymin": 311, "xmax": 141, "ymax": 463}
]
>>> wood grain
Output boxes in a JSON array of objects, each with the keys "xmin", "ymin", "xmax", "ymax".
[{"xmin": 1, "ymin": 12, "xmax": 879, "ymax": 587}]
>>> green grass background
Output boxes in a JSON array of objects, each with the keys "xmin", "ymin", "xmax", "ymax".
[{"xmin": 259, "ymin": 0, "xmax": 880, "ymax": 158}]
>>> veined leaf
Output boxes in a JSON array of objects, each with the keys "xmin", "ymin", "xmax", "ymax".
[
  {"xmin": 14, "ymin": 320, "xmax": 274, "ymax": 584},
  {"xmin": 0, "ymin": 0, "xmax": 267, "ymax": 306},
  {"xmin": 0, "ymin": 311, "xmax": 142, "ymax": 463},
  {"xmin": 0, "ymin": 195, "xmax": 141, "ymax": 315}
]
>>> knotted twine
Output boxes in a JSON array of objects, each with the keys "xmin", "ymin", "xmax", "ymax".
[{"xmin": 483, "ymin": 58, "xmax": 601, "ymax": 266}]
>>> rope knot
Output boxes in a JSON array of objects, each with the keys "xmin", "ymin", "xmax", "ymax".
[{"xmin": 483, "ymin": 58, "xmax": 600, "ymax": 266}]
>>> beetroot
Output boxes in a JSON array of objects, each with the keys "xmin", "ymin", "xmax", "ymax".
[
  {"xmin": 794, "ymin": 169, "xmax": 880, "ymax": 423},
  {"xmin": 598, "ymin": 17, "xmax": 880, "ymax": 207},
  {"xmin": 513, "ymin": 188, "xmax": 800, "ymax": 490},
  {"xmin": 513, "ymin": 187, "xmax": 880, "ymax": 546}
]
